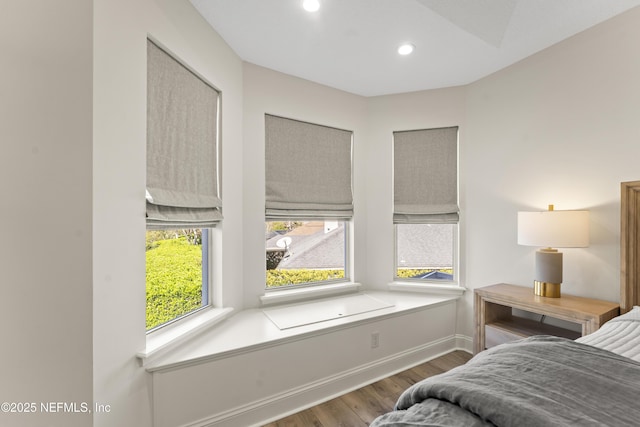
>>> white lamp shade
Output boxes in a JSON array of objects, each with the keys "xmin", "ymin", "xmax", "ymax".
[{"xmin": 518, "ymin": 210, "xmax": 589, "ymax": 248}]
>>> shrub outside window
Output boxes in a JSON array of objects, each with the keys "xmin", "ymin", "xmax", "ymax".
[{"xmin": 145, "ymin": 229, "xmax": 210, "ymax": 331}]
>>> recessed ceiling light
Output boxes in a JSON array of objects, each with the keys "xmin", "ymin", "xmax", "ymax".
[
  {"xmin": 398, "ymin": 43, "xmax": 415, "ymax": 55},
  {"xmin": 303, "ymin": 0, "xmax": 320, "ymax": 12}
]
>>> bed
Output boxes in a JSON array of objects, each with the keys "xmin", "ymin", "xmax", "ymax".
[{"xmin": 370, "ymin": 181, "xmax": 640, "ymax": 427}]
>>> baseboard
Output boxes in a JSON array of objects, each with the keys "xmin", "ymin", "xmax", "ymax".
[
  {"xmin": 181, "ymin": 334, "xmax": 472, "ymax": 427},
  {"xmin": 455, "ymin": 333, "xmax": 473, "ymax": 353}
]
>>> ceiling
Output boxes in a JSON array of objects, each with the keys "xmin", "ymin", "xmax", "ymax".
[{"xmin": 190, "ymin": 0, "xmax": 640, "ymax": 97}]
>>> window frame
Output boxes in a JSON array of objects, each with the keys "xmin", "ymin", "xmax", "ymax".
[
  {"xmin": 264, "ymin": 115, "xmax": 354, "ymax": 294},
  {"xmin": 393, "ymin": 222, "xmax": 459, "ymax": 286},
  {"xmin": 392, "ymin": 126, "xmax": 460, "ymax": 287},
  {"xmin": 264, "ymin": 219, "xmax": 351, "ymax": 291},
  {"xmin": 146, "ymin": 228, "xmax": 213, "ymax": 335},
  {"xmin": 140, "ymin": 227, "xmax": 232, "ymax": 364},
  {"xmin": 145, "ymin": 36, "xmax": 223, "ymax": 336}
]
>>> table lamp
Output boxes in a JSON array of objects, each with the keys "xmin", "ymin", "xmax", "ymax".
[{"xmin": 517, "ymin": 205, "xmax": 589, "ymax": 297}]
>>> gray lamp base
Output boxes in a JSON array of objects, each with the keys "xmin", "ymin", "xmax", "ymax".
[{"xmin": 534, "ymin": 249, "xmax": 563, "ymax": 297}]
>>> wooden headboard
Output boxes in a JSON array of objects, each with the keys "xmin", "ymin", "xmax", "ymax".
[{"xmin": 621, "ymin": 180, "xmax": 640, "ymax": 313}]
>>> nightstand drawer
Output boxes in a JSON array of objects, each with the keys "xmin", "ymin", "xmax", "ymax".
[
  {"xmin": 485, "ymin": 324, "xmax": 525, "ymax": 348},
  {"xmin": 484, "ymin": 318, "xmax": 581, "ymax": 348}
]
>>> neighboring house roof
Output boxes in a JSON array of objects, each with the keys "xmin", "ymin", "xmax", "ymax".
[
  {"xmin": 266, "ymin": 221, "xmax": 453, "ymax": 270},
  {"xmin": 266, "ymin": 222, "xmax": 344, "ymax": 269}
]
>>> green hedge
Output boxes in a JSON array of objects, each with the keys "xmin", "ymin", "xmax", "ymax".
[
  {"xmin": 266, "ymin": 269, "xmax": 344, "ymax": 287},
  {"xmin": 146, "ymin": 237, "xmax": 203, "ymax": 330}
]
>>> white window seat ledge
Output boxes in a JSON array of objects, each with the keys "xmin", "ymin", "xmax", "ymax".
[
  {"xmin": 144, "ymin": 290, "xmax": 462, "ymax": 373},
  {"xmin": 138, "ymin": 306, "xmax": 235, "ymax": 366}
]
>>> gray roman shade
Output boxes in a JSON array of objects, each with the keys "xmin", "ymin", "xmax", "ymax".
[
  {"xmin": 265, "ymin": 115, "xmax": 353, "ymax": 219},
  {"xmin": 393, "ymin": 127, "xmax": 459, "ymax": 224},
  {"xmin": 146, "ymin": 39, "xmax": 222, "ymax": 229}
]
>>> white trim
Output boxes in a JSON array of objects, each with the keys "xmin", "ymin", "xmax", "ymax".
[
  {"xmin": 260, "ymin": 281, "xmax": 362, "ymax": 306},
  {"xmin": 388, "ymin": 281, "xmax": 466, "ymax": 296},
  {"xmin": 177, "ymin": 335, "xmax": 472, "ymax": 427},
  {"xmin": 455, "ymin": 333, "xmax": 474, "ymax": 353},
  {"xmin": 138, "ymin": 307, "xmax": 234, "ymax": 366}
]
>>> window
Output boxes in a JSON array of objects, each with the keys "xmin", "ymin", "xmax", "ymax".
[
  {"xmin": 393, "ymin": 127, "xmax": 459, "ymax": 283},
  {"xmin": 146, "ymin": 39, "xmax": 221, "ymax": 330},
  {"xmin": 266, "ymin": 220, "xmax": 346, "ymax": 288},
  {"xmin": 146, "ymin": 229, "xmax": 210, "ymax": 331},
  {"xmin": 396, "ymin": 223, "xmax": 455, "ymax": 280},
  {"xmin": 264, "ymin": 115, "xmax": 353, "ymax": 289}
]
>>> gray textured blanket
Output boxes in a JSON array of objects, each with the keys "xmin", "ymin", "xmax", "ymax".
[{"xmin": 371, "ymin": 336, "xmax": 640, "ymax": 426}]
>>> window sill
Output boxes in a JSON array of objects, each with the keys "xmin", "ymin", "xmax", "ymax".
[
  {"xmin": 144, "ymin": 290, "xmax": 461, "ymax": 372},
  {"xmin": 260, "ymin": 281, "xmax": 362, "ymax": 306},
  {"xmin": 137, "ymin": 306, "xmax": 234, "ymax": 367},
  {"xmin": 388, "ymin": 281, "xmax": 467, "ymax": 297}
]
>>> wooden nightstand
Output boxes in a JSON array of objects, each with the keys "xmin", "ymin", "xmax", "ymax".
[{"xmin": 474, "ymin": 283, "xmax": 620, "ymax": 354}]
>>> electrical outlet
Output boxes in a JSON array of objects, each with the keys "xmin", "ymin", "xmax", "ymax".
[{"xmin": 371, "ymin": 332, "xmax": 380, "ymax": 348}]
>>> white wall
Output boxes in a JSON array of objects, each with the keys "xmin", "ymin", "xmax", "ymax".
[
  {"xmin": 457, "ymin": 6, "xmax": 640, "ymax": 337},
  {"xmin": 93, "ymin": 0, "xmax": 243, "ymax": 426},
  {"xmin": 0, "ymin": 1, "xmax": 93, "ymax": 426}
]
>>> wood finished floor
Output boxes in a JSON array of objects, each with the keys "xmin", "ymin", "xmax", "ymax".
[{"xmin": 263, "ymin": 350, "xmax": 472, "ymax": 427}]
